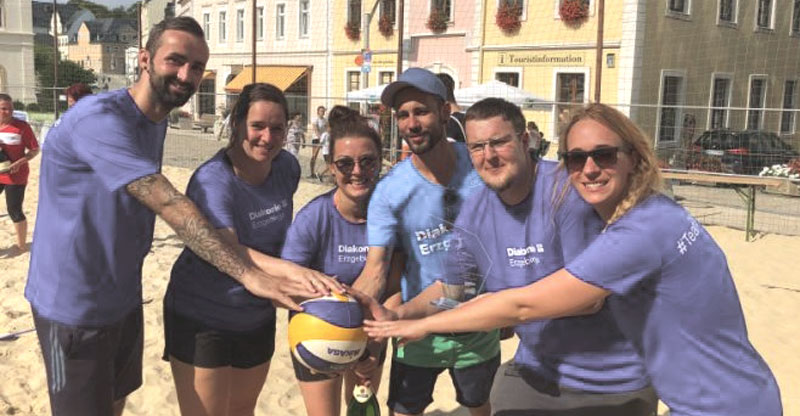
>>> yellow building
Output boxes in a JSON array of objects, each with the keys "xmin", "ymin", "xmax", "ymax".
[
  {"xmin": 67, "ymin": 19, "xmax": 138, "ymax": 75},
  {"xmin": 331, "ymin": 0, "xmax": 400, "ymax": 109}
]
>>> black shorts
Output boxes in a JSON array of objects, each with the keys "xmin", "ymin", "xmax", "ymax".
[
  {"xmin": 491, "ymin": 360, "xmax": 659, "ymax": 416},
  {"xmin": 292, "ymin": 341, "xmax": 388, "ymax": 382},
  {"xmin": 387, "ymin": 354, "xmax": 500, "ymax": 415},
  {"xmin": 312, "ymin": 138, "xmax": 320, "ymax": 145},
  {"xmin": 0, "ymin": 183, "xmax": 26, "ymax": 222},
  {"xmin": 162, "ymin": 307, "xmax": 276, "ymax": 369},
  {"xmin": 32, "ymin": 305, "xmax": 143, "ymax": 416}
]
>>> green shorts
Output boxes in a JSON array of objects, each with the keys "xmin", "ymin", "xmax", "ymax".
[{"xmin": 393, "ymin": 330, "xmax": 500, "ymax": 369}]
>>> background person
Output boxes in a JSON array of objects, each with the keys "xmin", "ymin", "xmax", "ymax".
[
  {"xmin": 0, "ymin": 93, "xmax": 39, "ymax": 255},
  {"xmin": 282, "ymin": 106, "xmax": 399, "ymax": 416},
  {"xmin": 361, "ymin": 103, "xmax": 782, "ymax": 416},
  {"xmin": 286, "ymin": 112, "xmax": 305, "ymax": 157},
  {"xmin": 352, "ymin": 67, "xmax": 499, "ymax": 416},
  {"xmin": 309, "ymin": 105, "xmax": 327, "ymax": 178},
  {"xmin": 162, "ymin": 83, "xmax": 336, "ymax": 416},
  {"xmin": 64, "ymin": 83, "xmax": 93, "ymax": 107},
  {"xmin": 25, "ymin": 18, "xmax": 335, "ymax": 416},
  {"xmin": 435, "ymin": 73, "xmax": 466, "ymax": 143}
]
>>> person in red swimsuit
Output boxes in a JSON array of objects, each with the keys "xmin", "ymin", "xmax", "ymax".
[{"xmin": 0, "ymin": 93, "xmax": 40, "ymax": 254}]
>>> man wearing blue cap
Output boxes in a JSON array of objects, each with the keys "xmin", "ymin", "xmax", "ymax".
[{"xmin": 352, "ymin": 67, "xmax": 500, "ymax": 416}]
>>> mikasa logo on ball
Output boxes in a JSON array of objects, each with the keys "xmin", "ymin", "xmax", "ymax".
[{"xmin": 327, "ymin": 347, "xmax": 362, "ymax": 358}]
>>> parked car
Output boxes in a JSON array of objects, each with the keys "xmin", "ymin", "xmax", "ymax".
[
  {"xmin": 12, "ymin": 110, "xmax": 29, "ymax": 122},
  {"xmin": 687, "ymin": 130, "xmax": 799, "ymax": 175}
]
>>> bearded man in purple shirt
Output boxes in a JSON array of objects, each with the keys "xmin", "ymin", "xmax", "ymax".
[{"xmin": 25, "ymin": 17, "xmax": 335, "ymax": 416}]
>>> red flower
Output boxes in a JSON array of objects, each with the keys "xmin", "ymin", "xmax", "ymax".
[
  {"xmin": 427, "ymin": 7, "xmax": 448, "ymax": 33},
  {"xmin": 496, "ymin": 2, "xmax": 522, "ymax": 34},
  {"xmin": 345, "ymin": 21, "xmax": 361, "ymax": 41},
  {"xmin": 559, "ymin": 0, "xmax": 589, "ymax": 27},
  {"xmin": 378, "ymin": 14, "xmax": 394, "ymax": 37}
]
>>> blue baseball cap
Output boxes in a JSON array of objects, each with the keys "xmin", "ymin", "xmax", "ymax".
[{"xmin": 380, "ymin": 67, "xmax": 448, "ymax": 108}]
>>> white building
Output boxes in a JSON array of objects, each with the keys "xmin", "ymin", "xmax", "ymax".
[{"xmin": 0, "ymin": 0, "xmax": 36, "ymax": 103}]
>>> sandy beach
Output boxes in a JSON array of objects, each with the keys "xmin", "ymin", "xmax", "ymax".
[{"xmin": 1, "ymin": 159, "xmax": 797, "ymax": 415}]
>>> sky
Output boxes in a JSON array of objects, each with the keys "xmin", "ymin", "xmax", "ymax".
[{"xmin": 58, "ymin": 0, "xmax": 138, "ymax": 10}]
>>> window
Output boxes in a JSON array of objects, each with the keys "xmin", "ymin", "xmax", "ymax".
[
  {"xmin": 203, "ymin": 13, "xmax": 211, "ymax": 40},
  {"xmin": 347, "ymin": 71, "xmax": 361, "ymax": 92},
  {"xmin": 747, "ymin": 76, "xmax": 767, "ymax": 130},
  {"xmin": 256, "ymin": 7, "xmax": 264, "ymax": 40},
  {"xmin": 496, "ymin": 72, "xmax": 520, "ymax": 88},
  {"xmin": 299, "ymin": 0, "xmax": 309, "ymax": 37},
  {"xmin": 348, "ymin": 0, "xmax": 362, "ymax": 28},
  {"xmin": 793, "ymin": 0, "xmax": 800, "ymax": 35},
  {"xmin": 276, "ymin": 3, "xmax": 285, "ymax": 39},
  {"xmin": 380, "ymin": 0, "xmax": 396, "ymax": 25},
  {"xmin": 667, "ymin": 0, "xmax": 689, "ymax": 14},
  {"xmin": 499, "ymin": 0, "xmax": 527, "ymax": 19},
  {"xmin": 781, "ymin": 80, "xmax": 797, "ymax": 134},
  {"xmin": 658, "ymin": 73, "xmax": 685, "ymax": 143},
  {"xmin": 709, "ymin": 75, "xmax": 731, "ymax": 129},
  {"xmin": 756, "ymin": 0, "xmax": 773, "ymax": 29},
  {"xmin": 0, "ymin": 0, "xmax": 4, "ymax": 29},
  {"xmin": 218, "ymin": 11, "xmax": 227, "ymax": 42},
  {"xmin": 236, "ymin": 9, "xmax": 245, "ymax": 42},
  {"xmin": 431, "ymin": 0, "xmax": 453, "ymax": 22},
  {"xmin": 718, "ymin": 0, "xmax": 736, "ymax": 23},
  {"xmin": 379, "ymin": 71, "xmax": 394, "ymax": 85}
]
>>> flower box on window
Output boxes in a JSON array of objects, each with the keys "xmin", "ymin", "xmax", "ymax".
[
  {"xmin": 427, "ymin": 7, "xmax": 448, "ymax": 33},
  {"xmin": 379, "ymin": 14, "xmax": 394, "ymax": 37},
  {"xmin": 559, "ymin": 0, "xmax": 589, "ymax": 27},
  {"xmin": 496, "ymin": 1, "xmax": 523, "ymax": 34},
  {"xmin": 345, "ymin": 21, "xmax": 361, "ymax": 41}
]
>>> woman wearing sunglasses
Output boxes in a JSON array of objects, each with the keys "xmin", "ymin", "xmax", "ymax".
[
  {"xmin": 282, "ymin": 105, "xmax": 396, "ymax": 416},
  {"xmin": 162, "ymin": 83, "xmax": 341, "ymax": 416},
  {"xmin": 361, "ymin": 103, "xmax": 781, "ymax": 416}
]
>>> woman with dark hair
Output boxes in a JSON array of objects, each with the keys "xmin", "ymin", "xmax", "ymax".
[
  {"xmin": 163, "ymin": 83, "xmax": 341, "ymax": 416},
  {"xmin": 282, "ymin": 105, "xmax": 397, "ymax": 416},
  {"xmin": 361, "ymin": 103, "xmax": 781, "ymax": 416},
  {"xmin": 64, "ymin": 83, "xmax": 93, "ymax": 107}
]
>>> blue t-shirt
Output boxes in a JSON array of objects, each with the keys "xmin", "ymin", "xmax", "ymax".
[
  {"xmin": 165, "ymin": 149, "xmax": 300, "ymax": 331},
  {"xmin": 367, "ymin": 143, "xmax": 499, "ymax": 368},
  {"xmin": 26, "ymin": 89, "xmax": 166, "ymax": 327},
  {"xmin": 281, "ymin": 189, "xmax": 368, "ymax": 286},
  {"xmin": 567, "ymin": 194, "xmax": 781, "ymax": 416},
  {"xmin": 367, "ymin": 143, "xmax": 484, "ymax": 301},
  {"xmin": 445, "ymin": 161, "xmax": 650, "ymax": 393}
]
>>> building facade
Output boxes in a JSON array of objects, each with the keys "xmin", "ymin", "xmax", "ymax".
[
  {"xmin": 66, "ymin": 19, "xmax": 139, "ymax": 76},
  {"xmin": 0, "ymin": 0, "xmax": 36, "ymax": 102}
]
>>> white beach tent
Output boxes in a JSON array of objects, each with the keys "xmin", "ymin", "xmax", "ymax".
[
  {"xmin": 455, "ymin": 80, "xmax": 550, "ymax": 110},
  {"xmin": 345, "ymin": 84, "xmax": 388, "ymax": 103}
]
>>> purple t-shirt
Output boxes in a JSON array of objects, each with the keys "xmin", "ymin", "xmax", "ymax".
[
  {"xmin": 446, "ymin": 160, "xmax": 649, "ymax": 393},
  {"xmin": 567, "ymin": 194, "xmax": 781, "ymax": 415},
  {"xmin": 165, "ymin": 149, "xmax": 300, "ymax": 331},
  {"xmin": 281, "ymin": 189, "xmax": 368, "ymax": 286},
  {"xmin": 26, "ymin": 89, "xmax": 166, "ymax": 327}
]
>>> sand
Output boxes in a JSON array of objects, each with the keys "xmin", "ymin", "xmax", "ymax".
[{"xmin": 1, "ymin": 159, "xmax": 797, "ymax": 415}]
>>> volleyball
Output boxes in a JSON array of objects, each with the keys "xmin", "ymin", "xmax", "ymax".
[{"xmin": 288, "ymin": 293, "xmax": 368, "ymax": 374}]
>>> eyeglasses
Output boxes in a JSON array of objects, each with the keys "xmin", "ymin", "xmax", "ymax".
[
  {"xmin": 467, "ymin": 135, "xmax": 518, "ymax": 155},
  {"xmin": 559, "ymin": 147, "xmax": 629, "ymax": 172},
  {"xmin": 443, "ymin": 187, "xmax": 458, "ymax": 226},
  {"xmin": 333, "ymin": 156, "xmax": 380, "ymax": 176}
]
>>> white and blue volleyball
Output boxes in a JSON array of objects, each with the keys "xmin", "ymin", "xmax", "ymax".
[{"xmin": 288, "ymin": 293, "xmax": 367, "ymax": 374}]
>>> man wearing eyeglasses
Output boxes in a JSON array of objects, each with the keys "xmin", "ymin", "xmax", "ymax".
[
  {"xmin": 441, "ymin": 98, "xmax": 656, "ymax": 415},
  {"xmin": 351, "ymin": 68, "xmax": 500, "ymax": 416}
]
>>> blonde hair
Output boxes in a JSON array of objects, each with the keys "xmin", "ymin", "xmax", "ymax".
[{"xmin": 553, "ymin": 103, "xmax": 663, "ymax": 225}]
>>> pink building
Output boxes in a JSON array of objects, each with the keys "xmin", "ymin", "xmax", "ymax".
[{"xmin": 404, "ymin": 0, "xmax": 477, "ymax": 91}]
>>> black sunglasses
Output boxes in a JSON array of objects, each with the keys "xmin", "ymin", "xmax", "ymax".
[
  {"xmin": 443, "ymin": 187, "xmax": 458, "ymax": 227},
  {"xmin": 333, "ymin": 156, "xmax": 380, "ymax": 176},
  {"xmin": 559, "ymin": 147, "xmax": 629, "ymax": 172}
]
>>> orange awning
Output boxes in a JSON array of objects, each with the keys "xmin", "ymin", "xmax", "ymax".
[
  {"xmin": 202, "ymin": 70, "xmax": 216, "ymax": 80},
  {"xmin": 224, "ymin": 66, "xmax": 308, "ymax": 93}
]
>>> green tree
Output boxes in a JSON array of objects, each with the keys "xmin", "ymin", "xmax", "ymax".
[{"xmin": 34, "ymin": 44, "xmax": 96, "ymax": 112}]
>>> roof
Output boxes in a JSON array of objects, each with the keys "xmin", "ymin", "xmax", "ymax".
[
  {"xmin": 82, "ymin": 18, "xmax": 138, "ymax": 44},
  {"xmin": 31, "ymin": 2, "xmax": 86, "ymax": 30}
]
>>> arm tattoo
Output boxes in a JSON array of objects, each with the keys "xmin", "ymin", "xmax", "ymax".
[{"xmin": 127, "ymin": 174, "xmax": 248, "ymax": 279}]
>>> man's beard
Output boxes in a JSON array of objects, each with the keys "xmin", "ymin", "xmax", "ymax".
[
  {"xmin": 404, "ymin": 128, "xmax": 443, "ymax": 155},
  {"xmin": 148, "ymin": 67, "xmax": 195, "ymax": 108}
]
